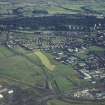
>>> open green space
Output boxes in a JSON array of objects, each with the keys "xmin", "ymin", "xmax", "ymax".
[
  {"xmin": 44, "ymin": 52, "xmax": 81, "ymax": 91},
  {"xmin": 1, "ymin": 0, "xmax": 105, "ymax": 15},
  {"xmin": 35, "ymin": 51, "xmax": 56, "ymax": 71},
  {"xmin": 47, "ymin": 99, "xmax": 105, "ymax": 105},
  {"xmin": 0, "ymin": 47, "xmax": 44, "ymax": 87},
  {"xmin": 88, "ymin": 46, "xmax": 105, "ymax": 54},
  {"xmin": 0, "ymin": 47, "xmax": 80, "ymax": 91}
]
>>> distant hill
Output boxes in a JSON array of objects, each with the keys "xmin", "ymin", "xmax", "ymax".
[
  {"xmin": 0, "ymin": 0, "xmax": 104, "ymax": 5},
  {"xmin": 0, "ymin": 0, "xmax": 103, "ymax": 3},
  {"xmin": 0, "ymin": 0, "xmax": 105, "ymax": 15}
]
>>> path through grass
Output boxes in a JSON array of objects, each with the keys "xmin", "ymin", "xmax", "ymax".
[{"xmin": 35, "ymin": 51, "xmax": 56, "ymax": 71}]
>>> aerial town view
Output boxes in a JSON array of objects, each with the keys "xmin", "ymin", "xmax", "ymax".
[{"xmin": 0, "ymin": 0, "xmax": 105, "ymax": 105}]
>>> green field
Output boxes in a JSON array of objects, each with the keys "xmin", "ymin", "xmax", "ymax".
[
  {"xmin": 35, "ymin": 51, "xmax": 56, "ymax": 71},
  {"xmin": 0, "ymin": 47, "xmax": 45, "ymax": 87},
  {"xmin": 0, "ymin": 47, "xmax": 81, "ymax": 91},
  {"xmin": 1, "ymin": 0, "xmax": 105, "ymax": 15},
  {"xmin": 47, "ymin": 99, "xmax": 104, "ymax": 105}
]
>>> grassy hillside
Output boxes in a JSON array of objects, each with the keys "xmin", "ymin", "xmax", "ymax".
[
  {"xmin": 0, "ymin": 47, "xmax": 81, "ymax": 91},
  {"xmin": 0, "ymin": 0, "xmax": 105, "ymax": 15},
  {"xmin": 0, "ymin": 47, "xmax": 45, "ymax": 87}
]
